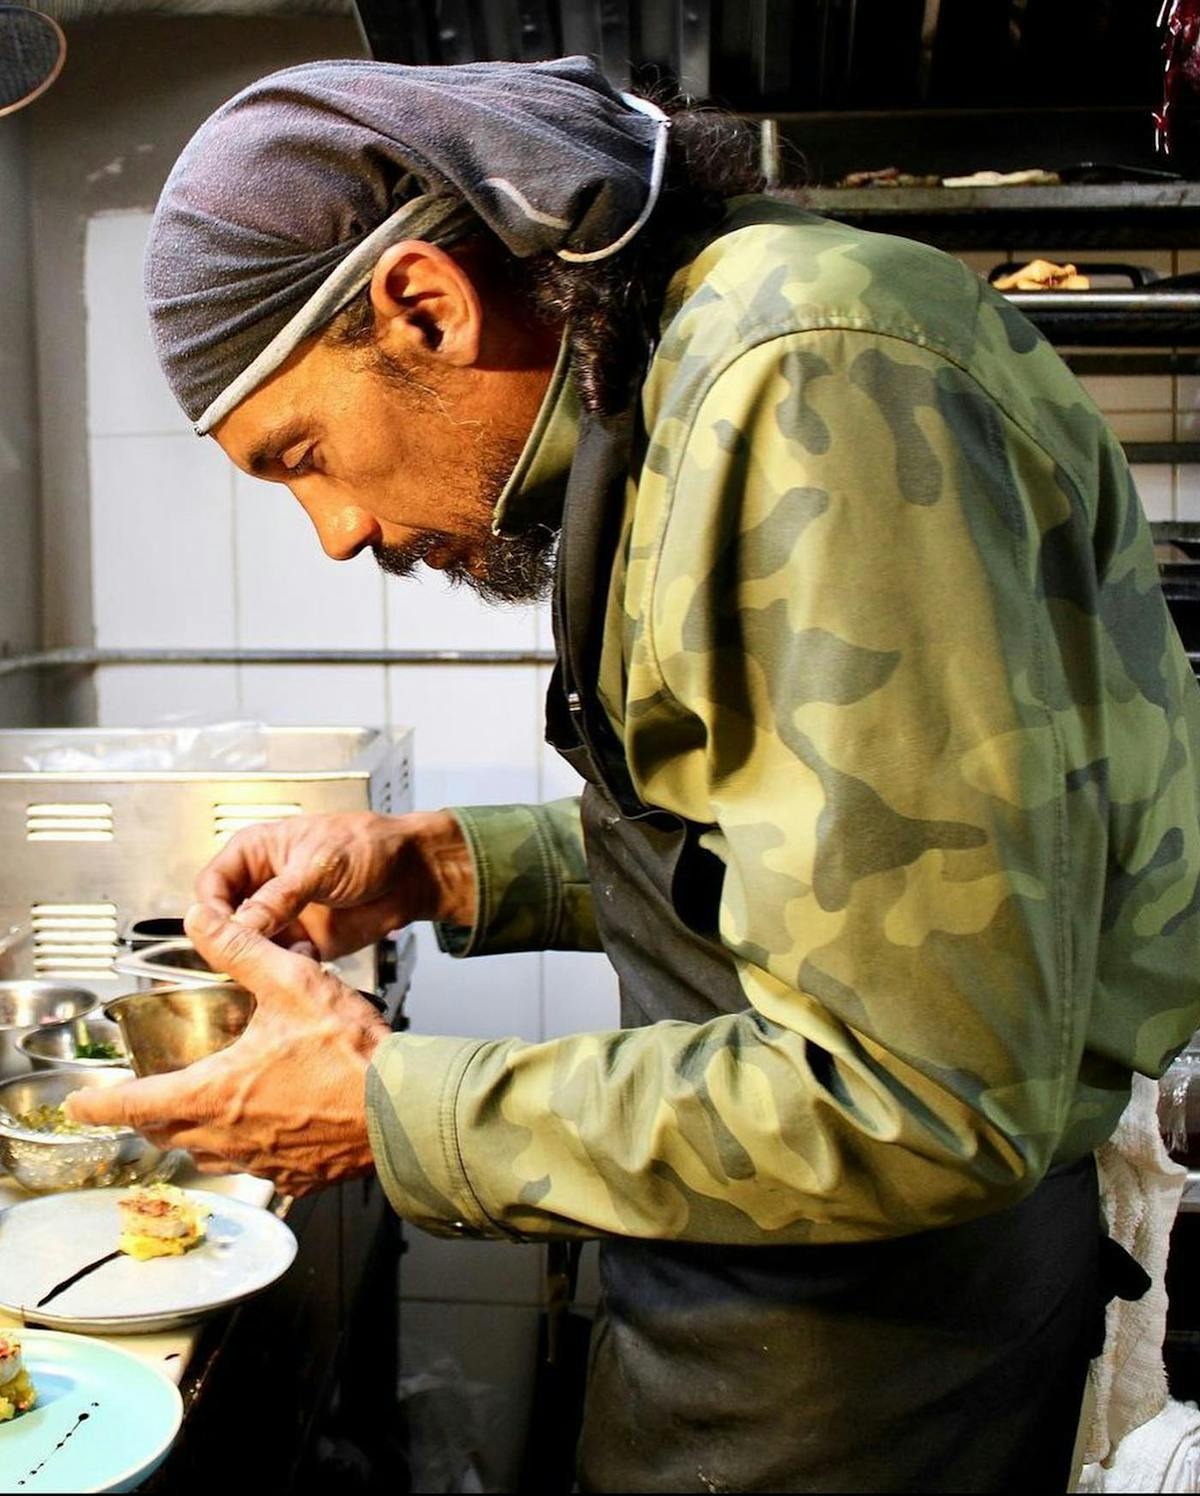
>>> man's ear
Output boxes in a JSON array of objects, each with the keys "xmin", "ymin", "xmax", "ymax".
[{"xmin": 368, "ymin": 240, "xmax": 483, "ymax": 367}]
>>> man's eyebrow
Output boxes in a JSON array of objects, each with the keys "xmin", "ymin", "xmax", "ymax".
[{"xmin": 246, "ymin": 421, "xmax": 309, "ymax": 477}]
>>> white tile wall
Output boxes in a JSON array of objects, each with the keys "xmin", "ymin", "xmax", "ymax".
[
  {"xmin": 85, "ymin": 212, "xmax": 191, "ymax": 439},
  {"xmin": 387, "ymin": 662, "xmax": 543, "ymax": 808},
  {"xmin": 93, "ymin": 663, "xmax": 241, "ymax": 724},
  {"xmin": 89, "ymin": 432, "xmax": 237, "ymax": 648},
  {"xmin": 238, "ymin": 663, "xmax": 388, "ymax": 726},
  {"xmin": 385, "ymin": 567, "xmax": 539, "ymax": 652},
  {"xmin": 233, "ymin": 471, "xmax": 386, "ymax": 649},
  {"xmin": 542, "ymin": 949, "xmax": 621, "ymax": 1040}
]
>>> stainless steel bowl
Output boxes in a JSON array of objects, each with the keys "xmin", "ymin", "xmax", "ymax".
[
  {"xmin": 123, "ymin": 916, "xmax": 187, "ymax": 951},
  {"xmin": 105, "ymin": 984, "xmax": 255, "ymax": 1077},
  {"xmin": 17, "ymin": 1015, "xmax": 128, "ymax": 1072},
  {"xmin": 0, "ymin": 1068, "xmax": 182, "ymax": 1192},
  {"xmin": 111, "ymin": 938, "xmax": 234, "ymax": 991},
  {"xmin": 0, "ymin": 982, "xmax": 100, "ymax": 1080}
]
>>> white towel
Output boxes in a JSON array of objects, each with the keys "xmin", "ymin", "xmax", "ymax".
[
  {"xmin": 1080, "ymin": 1399, "xmax": 1200, "ymax": 1492},
  {"xmin": 1083, "ymin": 1074, "xmax": 1188, "ymax": 1470}
]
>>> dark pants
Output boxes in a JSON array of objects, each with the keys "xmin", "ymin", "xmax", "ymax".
[{"xmin": 578, "ymin": 1158, "xmax": 1101, "ymax": 1494}]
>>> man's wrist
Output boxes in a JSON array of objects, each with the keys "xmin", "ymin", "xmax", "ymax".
[{"xmin": 396, "ymin": 810, "xmax": 477, "ymax": 928}]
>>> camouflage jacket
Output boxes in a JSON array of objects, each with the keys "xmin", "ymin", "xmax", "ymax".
[{"xmin": 367, "ymin": 197, "xmax": 1200, "ymax": 1244}]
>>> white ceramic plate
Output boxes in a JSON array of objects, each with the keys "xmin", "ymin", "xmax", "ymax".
[
  {"xmin": 0, "ymin": 1188, "xmax": 297, "ymax": 1333},
  {"xmin": 0, "ymin": 1328, "xmax": 182, "ymax": 1492}
]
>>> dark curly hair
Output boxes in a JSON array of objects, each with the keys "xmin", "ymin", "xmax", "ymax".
[{"xmin": 328, "ymin": 100, "xmax": 764, "ymax": 417}]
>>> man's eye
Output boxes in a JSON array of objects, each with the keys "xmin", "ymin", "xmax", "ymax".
[{"xmin": 284, "ymin": 449, "xmax": 315, "ymax": 476}]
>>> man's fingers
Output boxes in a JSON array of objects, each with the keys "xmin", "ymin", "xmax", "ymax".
[
  {"xmin": 184, "ymin": 902, "xmax": 316, "ymax": 996},
  {"xmin": 62, "ymin": 1073, "xmax": 200, "ymax": 1131},
  {"xmin": 228, "ymin": 873, "xmax": 313, "ymax": 939}
]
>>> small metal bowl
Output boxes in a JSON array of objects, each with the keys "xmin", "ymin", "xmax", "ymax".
[
  {"xmin": 123, "ymin": 916, "xmax": 187, "ymax": 951},
  {"xmin": 111, "ymin": 938, "xmax": 234, "ymax": 991},
  {"xmin": 0, "ymin": 1068, "xmax": 181, "ymax": 1193},
  {"xmin": 17, "ymin": 1015, "xmax": 128, "ymax": 1072},
  {"xmin": 105, "ymin": 984, "xmax": 255, "ymax": 1077},
  {"xmin": 0, "ymin": 982, "xmax": 100, "ymax": 1080}
]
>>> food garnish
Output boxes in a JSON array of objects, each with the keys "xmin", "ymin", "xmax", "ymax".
[
  {"xmin": 0, "ymin": 1334, "xmax": 36, "ymax": 1421},
  {"xmin": 74, "ymin": 1039, "xmax": 122, "ymax": 1061},
  {"xmin": 9, "ymin": 1102, "xmax": 120, "ymax": 1136}
]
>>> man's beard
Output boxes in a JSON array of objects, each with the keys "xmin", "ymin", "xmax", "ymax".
[
  {"xmin": 374, "ymin": 518, "xmax": 557, "ymax": 604},
  {"xmin": 366, "ymin": 352, "xmax": 557, "ymax": 605}
]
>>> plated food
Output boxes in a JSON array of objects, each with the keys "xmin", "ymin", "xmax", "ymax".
[
  {"xmin": 0, "ymin": 1333, "xmax": 35, "ymax": 1421},
  {"xmin": 117, "ymin": 1183, "xmax": 209, "ymax": 1260},
  {"xmin": 0, "ymin": 1187, "xmax": 298, "ymax": 1334},
  {"xmin": 0, "ymin": 1329, "xmax": 182, "ymax": 1492}
]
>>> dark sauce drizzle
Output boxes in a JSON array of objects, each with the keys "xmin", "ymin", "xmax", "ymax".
[
  {"xmin": 16, "ymin": 1402, "xmax": 100, "ymax": 1486},
  {"xmin": 34, "ymin": 1251, "xmax": 122, "ymax": 1309}
]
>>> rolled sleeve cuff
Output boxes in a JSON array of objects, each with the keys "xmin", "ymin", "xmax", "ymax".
[
  {"xmin": 366, "ymin": 1032, "xmax": 510, "ymax": 1239},
  {"xmin": 434, "ymin": 802, "xmax": 590, "ymax": 958}
]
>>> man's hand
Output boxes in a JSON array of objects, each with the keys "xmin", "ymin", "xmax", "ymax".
[
  {"xmin": 62, "ymin": 904, "xmax": 392, "ymax": 1195},
  {"xmin": 195, "ymin": 809, "xmax": 476, "ymax": 958}
]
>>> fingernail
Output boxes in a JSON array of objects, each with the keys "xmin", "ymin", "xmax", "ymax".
[
  {"xmin": 185, "ymin": 902, "xmax": 222, "ymax": 937},
  {"xmin": 230, "ymin": 903, "xmax": 268, "ymax": 930}
]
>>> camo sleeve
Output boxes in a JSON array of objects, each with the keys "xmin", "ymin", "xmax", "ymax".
[
  {"xmin": 368, "ymin": 326, "xmax": 1199, "ymax": 1244},
  {"xmin": 433, "ymin": 797, "xmax": 601, "ymax": 956}
]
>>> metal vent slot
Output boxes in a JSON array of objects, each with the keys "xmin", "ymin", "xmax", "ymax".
[
  {"xmin": 31, "ymin": 901, "xmax": 119, "ymax": 979},
  {"xmin": 212, "ymin": 802, "xmax": 303, "ymax": 842},
  {"xmin": 26, "ymin": 802, "xmax": 114, "ymax": 843}
]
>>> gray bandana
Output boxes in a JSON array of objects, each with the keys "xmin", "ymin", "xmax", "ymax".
[{"xmin": 144, "ymin": 56, "xmax": 669, "ymax": 432}]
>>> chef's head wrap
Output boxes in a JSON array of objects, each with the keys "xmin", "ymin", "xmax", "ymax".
[{"xmin": 144, "ymin": 55, "xmax": 670, "ymax": 433}]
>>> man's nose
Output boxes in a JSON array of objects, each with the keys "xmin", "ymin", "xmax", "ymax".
[{"xmin": 306, "ymin": 503, "xmax": 381, "ymax": 561}]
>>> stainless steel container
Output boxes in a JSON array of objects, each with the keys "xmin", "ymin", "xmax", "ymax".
[
  {"xmin": 0, "ymin": 981, "xmax": 99, "ymax": 1079},
  {"xmin": 105, "ymin": 985, "xmax": 255, "ymax": 1077},
  {"xmin": 124, "ymin": 916, "xmax": 186, "ymax": 950},
  {"xmin": 0, "ymin": 1068, "xmax": 181, "ymax": 1191},
  {"xmin": 111, "ymin": 939, "xmax": 234, "ymax": 991},
  {"xmin": 0, "ymin": 726, "xmax": 414, "ymax": 1012},
  {"xmin": 17, "ymin": 1015, "xmax": 128, "ymax": 1071}
]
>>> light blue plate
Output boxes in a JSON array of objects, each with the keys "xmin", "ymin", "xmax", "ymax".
[{"xmin": 0, "ymin": 1329, "xmax": 181, "ymax": 1493}]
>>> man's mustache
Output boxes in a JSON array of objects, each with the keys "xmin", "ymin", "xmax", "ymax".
[
  {"xmin": 373, "ymin": 525, "xmax": 556, "ymax": 605},
  {"xmin": 373, "ymin": 533, "xmax": 458, "ymax": 580}
]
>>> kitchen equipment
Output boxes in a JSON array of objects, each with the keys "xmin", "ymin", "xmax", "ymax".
[
  {"xmin": 0, "ymin": 1189, "xmax": 298, "ymax": 1336},
  {"xmin": 124, "ymin": 917, "xmax": 186, "ymax": 951},
  {"xmin": 111, "ymin": 939, "xmax": 233, "ymax": 991},
  {"xmin": 17, "ymin": 1016, "xmax": 128, "ymax": 1072},
  {"xmin": 0, "ymin": 1329, "xmax": 183, "ymax": 1491},
  {"xmin": 104, "ymin": 986, "xmax": 255, "ymax": 1077},
  {"xmin": 0, "ymin": 982, "xmax": 99, "ymax": 1080},
  {"xmin": 0, "ymin": 726, "xmax": 413, "ymax": 1016},
  {"xmin": 0, "ymin": 1069, "xmax": 180, "ymax": 1193}
]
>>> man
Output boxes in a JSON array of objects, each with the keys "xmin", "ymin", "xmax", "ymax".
[{"xmin": 67, "ymin": 55, "xmax": 1200, "ymax": 1493}]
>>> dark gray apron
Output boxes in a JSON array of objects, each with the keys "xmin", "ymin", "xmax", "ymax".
[{"xmin": 543, "ymin": 400, "xmax": 1134, "ymax": 1494}]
